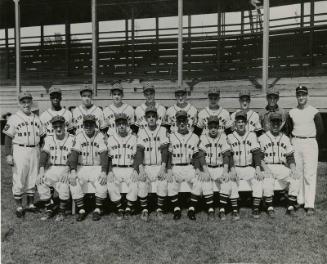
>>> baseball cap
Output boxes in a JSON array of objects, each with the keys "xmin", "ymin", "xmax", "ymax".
[
  {"xmin": 296, "ymin": 85, "xmax": 308, "ymax": 95},
  {"xmin": 175, "ymin": 87, "xmax": 187, "ymax": 95},
  {"xmin": 235, "ymin": 111, "xmax": 247, "ymax": 121},
  {"xmin": 111, "ymin": 82, "xmax": 123, "ymax": 93},
  {"xmin": 18, "ymin": 92, "xmax": 33, "ymax": 101},
  {"xmin": 266, "ymin": 88, "xmax": 279, "ymax": 96},
  {"xmin": 80, "ymin": 85, "xmax": 93, "ymax": 95},
  {"xmin": 49, "ymin": 87, "xmax": 62, "ymax": 95},
  {"xmin": 115, "ymin": 113, "xmax": 128, "ymax": 122},
  {"xmin": 208, "ymin": 87, "xmax": 220, "ymax": 96},
  {"xmin": 269, "ymin": 112, "xmax": 283, "ymax": 122},
  {"xmin": 50, "ymin": 115, "xmax": 65, "ymax": 124},
  {"xmin": 145, "ymin": 106, "xmax": 157, "ymax": 115},
  {"xmin": 175, "ymin": 110, "xmax": 188, "ymax": 120},
  {"xmin": 207, "ymin": 116, "xmax": 219, "ymax": 125},
  {"xmin": 83, "ymin": 114, "xmax": 96, "ymax": 123},
  {"xmin": 143, "ymin": 82, "xmax": 155, "ymax": 93},
  {"xmin": 239, "ymin": 89, "xmax": 251, "ymax": 98}
]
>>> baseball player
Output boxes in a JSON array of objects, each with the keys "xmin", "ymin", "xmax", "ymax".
[
  {"xmin": 135, "ymin": 82, "xmax": 166, "ymax": 131},
  {"xmin": 3, "ymin": 92, "xmax": 45, "ymax": 217},
  {"xmin": 287, "ymin": 86, "xmax": 324, "ymax": 215},
  {"xmin": 72, "ymin": 85, "xmax": 106, "ymax": 134},
  {"xmin": 198, "ymin": 116, "xmax": 232, "ymax": 220},
  {"xmin": 106, "ymin": 113, "xmax": 139, "ymax": 220},
  {"xmin": 259, "ymin": 112, "xmax": 299, "ymax": 217},
  {"xmin": 165, "ymin": 87, "xmax": 198, "ymax": 133},
  {"xmin": 134, "ymin": 106, "xmax": 169, "ymax": 221},
  {"xmin": 40, "ymin": 87, "xmax": 73, "ymax": 135},
  {"xmin": 196, "ymin": 87, "xmax": 233, "ymax": 136},
  {"xmin": 68, "ymin": 114, "xmax": 109, "ymax": 221},
  {"xmin": 228, "ymin": 111, "xmax": 264, "ymax": 220},
  {"xmin": 103, "ymin": 82, "xmax": 135, "ymax": 136},
  {"xmin": 166, "ymin": 110, "xmax": 203, "ymax": 220},
  {"xmin": 36, "ymin": 116, "xmax": 74, "ymax": 221},
  {"xmin": 231, "ymin": 90, "xmax": 262, "ymax": 135}
]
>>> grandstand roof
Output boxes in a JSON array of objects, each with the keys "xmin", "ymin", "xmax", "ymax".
[{"xmin": 0, "ymin": 0, "xmax": 319, "ymax": 29}]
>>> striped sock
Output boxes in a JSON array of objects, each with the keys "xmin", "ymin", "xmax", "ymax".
[
  {"xmin": 265, "ymin": 196, "xmax": 274, "ymax": 210},
  {"xmin": 139, "ymin": 196, "xmax": 148, "ymax": 211},
  {"xmin": 219, "ymin": 193, "xmax": 229, "ymax": 211},
  {"xmin": 59, "ymin": 199, "xmax": 68, "ymax": 213},
  {"xmin": 95, "ymin": 196, "xmax": 105, "ymax": 210},
  {"xmin": 204, "ymin": 194, "xmax": 214, "ymax": 211},
  {"xmin": 26, "ymin": 193, "xmax": 34, "ymax": 206},
  {"xmin": 170, "ymin": 195, "xmax": 180, "ymax": 211},
  {"xmin": 14, "ymin": 194, "xmax": 23, "ymax": 207},
  {"xmin": 253, "ymin": 197, "xmax": 261, "ymax": 209},
  {"xmin": 126, "ymin": 200, "xmax": 135, "ymax": 212},
  {"xmin": 288, "ymin": 195, "xmax": 297, "ymax": 209},
  {"xmin": 157, "ymin": 195, "xmax": 165, "ymax": 211},
  {"xmin": 114, "ymin": 199, "xmax": 123, "ymax": 212},
  {"xmin": 189, "ymin": 194, "xmax": 199, "ymax": 211},
  {"xmin": 74, "ymin": 197, "xmax": 85, "ymax": 211},
  {"xmin": 44, "ymin": 199, "xmax": 54, "ymax": 212},
  {"xmin": 230, "ymin": 198, "xmax": 238, "ymax": 212}
]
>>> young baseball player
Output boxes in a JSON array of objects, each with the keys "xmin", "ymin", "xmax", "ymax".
[
  {"xmin": 287, "ymin": 86, "xmax": 324, "ymax": 215},
  {"xmin": 231, "ymin": 90, "xmax": 262, "ymax": 135},
  {"xmin": 37, "ymin": 116, "xmax": 74, "ymax": 221},
  {"xmin": 40, "ymin": 87, "xmax": 73, "ymax": 135},
  {"xmin": 196, "ymin": 87, "xmax": 233, "ymax": 136},
  {"xmin": 166, "ymin": 110, "xmax": 203, "ymax": 220},
  {"xmin": 3, "ymin": 92, "xmax": 45, "ymax": 217},
  {"xmin": 228, "ymin": 111, "xmax": 264, "ymax": 220},
  {"xmin": 165, "ymin": 87, "xmax": 198, "ymax": 133},
  {"xmin": 72, "ymin": 85, "xmax": 106, "ymax": 134},
  {"xmin": 103, "ymin": 82, "xmax": 135, "ymax": 136},
  {"xmin": 134, "ymin": 106, "xmax": 169, "ymax": 221},
  {"xmin": 68, "ymin": 114, "xmax": 109, "ymax": 221},
  {"xmin": 259, "ymin": 112, "xmax": 300, "ymax": 217},
  {"xmin": 106, "ymin": 113, "xmax": 139, "ymax": 220},
  {"xmin": 198, "ymin": 116, "xmax": 232, "ymax": 220},
  {"xmin": 135, "ymin": 82, "xmax": 166, "ymax": 131}
]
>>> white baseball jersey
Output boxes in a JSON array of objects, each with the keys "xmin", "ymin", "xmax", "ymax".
[
  {"xmin": 137, "ymin": 126, "xmax": 169, "ymax": 165},
  {"xmin": 259, "ymin": 131, "xmax": 294, "ymax": 165},
  {"xmin": 103, "ymin": 103, "xmax": 135, "ymax": 134},
  {"xmin": 197, "ymin": 106, "xmax": 232, "ymax": 132},
  {"xmin": 135, "ymin": 103, "xmax": 166, "ymax": 129},
  {"xmin": 3, "ymin": 110, "xmax": 44, "ymax": 145},
  {"xmin": 42, "ymin": 134, "xmax": 74, "ymax": 165},
  {"xmin": 72, "ymin": 105, "xmax": 106, "ymax": 133},
  {"xmin": 199, "ymin": 133, "xmax": 230, "ymax": 166},
  {"xmin": 227, "ymin": 131, "xmax": 260, "ymax": 166},
  {"xmin": 165, "ymin": 103, "xmax": 198, "ymax": 133},
  {"xmin": 231, "ymin": 109, "xmax": 262, "ymax": 132},
  {"xmin": 40, "ymin": 108, "xmax": 73, "ymax": 135},
  {"xmin": 72, "ymin": 130, "xmax": 107, "ymax": 166},
  {"xmin": 107, "ymin": 132, "xmax": 137, "ymax": 166},
  {"xmin": 169, "ymin": 132, "xmax": 199, "ymax": 164},
  {"xmin": 289, "ymin": 105, "xmax": 319, "ymax": 137}
]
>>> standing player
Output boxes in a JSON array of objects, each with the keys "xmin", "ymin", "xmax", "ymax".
[
  {"xmin": 228, "ymin": 111, "xmax": 264, "ymax": 220},
  {"xmin": 3, "ymin": 92, "xmax": 45, "ymax": 217},
  {"xmin": 165, "ymin": 87, "xmax": 198, "ymax": 133},
  {"xmin": 68, "ymin": 115, "xmax": 109, "ymax": 221},
  {"xmin": 134, "ymin": 106, "xmax": 169, "ymax": 221},
  {"xmin": 135, "ymin": 82, "xmax": 166, "ymax": 131},
  {"xmin": 196, "ymin": 87, "xmax": 233, "ymax": 136},
  {"xmin": 288, "ymin": 86, "xmax": 324, "ymax": 215},
  {"xmin": 72, "ymin": 85, "xmax": 106, "ymax": 134},
  {"xmin": 37, "ymin": 116, "xmax": 74, "ymax": 221},
  {"xmin": 259, "ymin": 112, "xmax": 299, "ymax": 217},
  {"xmin": 106, "ymin": 113, "xmax": 139, "ymax": 220},
  {"xmin": 40, "ymin": 87, "xmax": 73, "ymax": 135},
  {"xmin": 103, "ymin": 82, "xmax": 135, "ymax": 136},
  {"xmin": 231, "ymin": 90, "xmax": 262, "ymax": 135}
]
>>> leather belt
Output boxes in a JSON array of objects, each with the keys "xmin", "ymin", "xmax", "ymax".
[
  {"xmin": 112, "ymin": 165, "xmax": 133, "ymax": 168},
  {"xmin": 172, "ymin": 163, "xmax": 191, "ymax": 166},
  {"xmin": 292, "ymin": 135, "xmax": 315, "ymax": 139},
  {"xmin": 235, "ymin": 165, "xmax": 252, "ymax": 168},
  {"xmin": 17, "ymin": 144, "xmax": 37, "ymax": 147},
  {"xmin": 208, "ymin": 164, "xmax": 223, "ymax": 168}
]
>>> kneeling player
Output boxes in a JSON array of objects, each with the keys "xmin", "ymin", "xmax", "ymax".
[
  {"xmin": 68, "ymin": 115, "xmax": 109, "ymax": 221},
  {"xmin": 135, "ymin": 106, "xmax": 169, "ymax": 221},
  {"xmin": 228, "ymin": 111, "xmax": 264, "ymax": 220},
  {"xmin": 106, "ymin": 113, "xmax": 139, "ymax": 220},
  {"xmin": 198, "ymin": 116, "xmax": 232, "ymax": 220},
  {"xmin": 259, "ymin": 112, "xmax": 299, "ymax": 217},
  {"xmin": 37, "ymin": 116, "xmax": 74, "ymax": 221}
]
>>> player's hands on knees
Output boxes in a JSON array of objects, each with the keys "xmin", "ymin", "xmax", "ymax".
[
  {"xmin": 195, "ymin": 169, "xmax": 202, "ymax": 181},
  {"xmin": 201, "ymin": 172, "xmax": 210, "ymax": 182},
  {"xmin": 98, "ymin": 171, "xmax": 107, "ymax": 185},
  {"xmin": 255, "ymin": 167, "xmax": 264, "ymax": 181},
  {"xmin": 157, "ymin": 165, "xmax": 166, "ymax": 181},
  {"xmin": 6, "ymin": 155, "xmax": 14, "ymax": 166},
  {"xmin": 131, "ymin": 170, "xmax": 138, "ymax": 182},
  {"xmin": 69, "ymin": 171, "xmax": 78, "ymax": 186},
  {"xmin": 138, "ymin": 166, "xmax": 147, "ymax": 182},
  {"xmin": 108, "ymin": 171, "xmax": 115, "ymax": 183},
  {"xmin": 264, "ymin": 169, "xmax": 274, "ymax": 179},
  {"xmin": 229, "ymin": 168, "xmax": 238, "ymax": 182},
  {"xmin": 290, "ymin": 169, "xmax": 300, "ymax": 180},
  {"xmin": 166, "ymin": 169, "xmax": 173, "ymax": 183},
  {"xmin": 221, "ymin": 170, "xmax": 229, "ymax": 183},
  {"xmin": 36, "ymin": 172, "xmax": 45, "ymax": 185}
]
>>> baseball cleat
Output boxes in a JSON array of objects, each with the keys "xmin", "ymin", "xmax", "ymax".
[
  {"xmin": 15, "ymin": 207, "xmax": 25, "ymax": 218},
  {"xmin": 207, "ymin": 210, "xmax": 215, "ymax": 221},
  {"xmin": 124, "ymin": 209, "xmax": 131, "ymax": 220},
  {"xmin": 286, "ymin": 206, "xmax": 297, "ymax": 217},
  {"xmin": 76, "ymin": 209, "xmax": 86, "ymax": 222},
  {"xmin": 219, "ymin": 210, "xmax": 226, "ymax": 221},
  {"xmin": 232, "ymin": 210, "xmax": 240, "ymax": 221},
  {"xmin": 55, "ymin": 212, "xmax": 65, "ymax": 222},
  {"xmin": 173, "ymin": 209, "xmax": 181, "ymax": 220},
  {"xmin": 306, "ymin": 208, "xmax": 315, "ymax": 216},
  {"xmin": 92, "ymin": 209, "xmax": 102, "ymax": 221},
  {"xmin": 252, "ymin": 209, "xmax": 261, "ymax": 219},
  {"xmin": 156, "ymin": 209, "xmax": 164, "ymax": 220},
  {"xmin": 141, "ymin": 210, "xmax": 149, "ymax": 222},
  {"xmin": 41, "ymin": 210, "xmax": 54, "ymax": 221},
  {"xmin": 187, "ymin": 209, "xmax": 196, "ymax": 221},
  {"xmin": 116, "ymin": 210, "xmax": 124, "ymax": 221},
  {"xmin": 26, "ymin": 204, "xmax": 39, "ymax": 213},
  {"xmin": 267, "ymin": 208, "xmax": 275, "ymax": 218}
]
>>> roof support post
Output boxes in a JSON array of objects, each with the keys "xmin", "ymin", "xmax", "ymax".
[
  {"xmin": 155, "ymin": 16, "xmax": 159, "ymax": 74},
  {"xmin": 125, "ymin": 19, "xmax": 129, "ymax": 74},
  {"xmin": 13, "ymin": 0, "xmax": 21, "ymax": 94},
  {"xmin": 216, "ymin": 2, "xmax": 221, "ymax": 72},
  {"xmin": 262, "ymin": 0, "xmax": 269, "ymax": 94},
  {"xmin": 91, "ymin": 0, "xmax": 98, "ymax": 95},
  {"xmin": 309, "ymin": 0, "xmax": 314, "ymax": 66},
  {"xmin": 177, "ymin": 0, "xmax": 183, "ymax": 88},
  {"xmin": 65, "ymin": 18, "xmax": 71, "ymax": 77},
  {"xmin": 131, "ymin": 6, "xmax": 135, "ymax": 73},
  {"xmin": 300, "ymin": 0, "xmax": 304, "ymax": 28},
  {"xmin": 5, "ymin": 27, "xmax": 10, "ymax": 79}
]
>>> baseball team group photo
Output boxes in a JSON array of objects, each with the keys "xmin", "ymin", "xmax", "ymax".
[{"xmin": 1, "ymin": 0, "xmax": 327, "ymax": 264}]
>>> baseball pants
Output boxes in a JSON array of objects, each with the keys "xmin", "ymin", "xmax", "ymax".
[
  {"xmin": 12, "ymin": 145, "xmax": 40, "ymax": 197},
  {"xmin": 37, "ymin": 166, "xmax": 70, "ymax": 201},
  {"xmin": 292, "ymin": 138, "xmax": 318, "ymax": 208},
  {"xmin": 209, "ymin": 167, "xmax": 238, "ymax": 199},
  {"xmin": 168, "ymin": 165, "xmax": 196, "ymax": 196},
  {"xmin": 70, "ymin": 166, "xmax": 107, "ymax": 200},
  {"xmin": 107, "ymin": 167, "xmax": 138, "ymax": 202},
  {"xmin": 263, "ymin": 164, "xmax": 299, "ymax": 197},
  {"xmin": 233, "ymin": 166, "xmax": 263, "ymax": 198}
]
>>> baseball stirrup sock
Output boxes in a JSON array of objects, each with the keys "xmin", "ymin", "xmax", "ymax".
[
  {"xmin": 265, "ymin": 196, "xmax": 273, "ymax": 209},
  {"xmin": 126, "ymin": 200, "xmax": 135, "ymax": 212},
  {"xmin": 204, "ymin": 194, "xmax": 214, "ymax": 210},
  {"xmin": 189, "ymin": 194, "xmax": 199, "ymax": 211},
  {"xmin": 75, "ymin": 197, "xmax": 85, "ymax": 209},
  {"xmin": 26, "ymin": 194, "xmax": 34, "ymax": 205},
  {"xmin": 157, "ymin": 195, "xmax": 165, "ymax": 211},
  {"xmin": 230, "ymin": 198, "xmax": 238, "ymax": 211},
  {"xmin": 113, "ymin": 200, "xmax": 123, "ymax": 212},
  {"xmin": 14, "ymin": 194, "xmax": 23, "ymax": 205},
  {"xmin": 139, "ymin": 196, "xmax": 148, "ymax": 210},
  {"xmin": 95, "ymin": 196, "xmax": 105, "ymax": 209},
  {"xmin": 253, "ymin": 197, "xmax": 261, "ymax": 209},
  {"xmin": 287, "ymin": 195, "xmax": 297, "ymax": 208},
  {"xmin": 59, "ymin": 199, "xmax": 68, "ymax": 213},
  {"xmin": 170, "ymin": 195, "xmax": 180, "ymax": 211},
  {"xmin": 219, "ymin": 193, "xmax": 229, "ymax": 210}
]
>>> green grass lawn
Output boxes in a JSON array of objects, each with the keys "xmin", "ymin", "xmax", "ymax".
[{"xmin": 1, "ymin": 148, "xmax": 327, "ymax": 264}]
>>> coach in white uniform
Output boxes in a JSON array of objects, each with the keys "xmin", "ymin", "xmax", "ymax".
[{"xmin": 288, "ymin": 86, "xmax": 324, "ymax": 215}]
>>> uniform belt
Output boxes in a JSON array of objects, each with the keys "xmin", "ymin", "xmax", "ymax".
[
  {"xmin": 16, "ymin": 144, "xmax": 37, "ymax": 147},
  {"xmin": 112, "ymin": 165, "xmax": 133, "ymax": 168},
  {"xmin": 266, "ymin": 162, "xmax": 284, "ymax": 165},
  {"xmin": 172, "ymin": 163, "xmax": 191, "ymax": 166},
  {"xmin": 292, "ymin": 135, "xmax": 315, "ymax": 139},
  {"xmin": 208, "ymin": 164, "xmax": 223, "ymax": 168},
  {"xmin": 235, "ymin": 165, "xmax": 252, "ymax": 168},
  {"xmin": 51, "ymin": 164, "xmax": 67, "ymax": 166}
]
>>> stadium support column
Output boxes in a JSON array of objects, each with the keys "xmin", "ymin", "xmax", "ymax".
[
  {"xmin": 177, "ymin": 0, "xmax": 183, "ymax": 88},
  {"xmin": 91, "ymin": 0, "xmax": 98, "ymax": 96},
  {"xmin": 5, "ymin": 27, "xmax": 10, "ymax": 79},
  {"xmin": 65, "ymin": 6, "xmax": 71, "ymax": 77},
  {"xmin": 131, "ymin": 6, "xmax": 135, "ymax": 73},
  {"xmin": 156, "ymin": 16, "xmax": 159, "ymax": 74},
  {"xmin": 13, "ymin": 0, "xmax": 21, "ymax": 94},
  {"xmin": 262, "ymin": 0, "xmax": 269, "ymax": 94},
  {"xmin": 309, "ymin": 0, "xmax": 314, "ymax": 66}
]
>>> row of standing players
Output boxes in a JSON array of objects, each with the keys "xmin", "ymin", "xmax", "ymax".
[{"xmin": 3, "ymin": 82, "xmax": 324, "ymax": 221}]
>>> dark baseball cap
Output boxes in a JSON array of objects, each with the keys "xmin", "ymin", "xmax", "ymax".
[
  {"xmin": 175, "ymin": 87, "xmax": 187, "ymax": 95},
  {"xmin": 267, "ymin": 88, "xmax": 279, "ymax": 96},
  {"xmin": 83, "ymin": 114, "xmax": 96, "ymax": 123},
  {"xmin": 207, "ymin": 116, "xmax": 219, "ymax": 125},
  {"xmin": 80, "ymin": 85, "xmax": 93, "ymax": 95},
  {"xmin": 115, "ymin": 113, "xmax": 128, "ymax": 122},
  {"xmin": 111, "ymin": 82, "xmax": 123, "ymax": 93},
  {"xmin": 18, "ymin": 92, "xmax": 33, "ymax": 101},
  {"xmin": 296, "ymin": 85, "xmax": 308, "ymax": 95},
  {"xmin": 208, "ymin": 87, "xmax": 220, "ymax": 96},
  {"xmin": 143, "ymin": 82, "xmax": 155, "ymax": 93},
  {"xmin": 269, "ymin": 112, "xmax": 283, "ymax": 122},
  {"xmin": 235, "ymin": 111, "xmax": 247, "ymax": 121},
  {"xmin": 145, "ymin": 106, "xmax": 157, "ymax": 115},
  {"xmin": 239, "ymin": 89, "xmax": 251, "ymax": 98},
  {"xmin": 50, "ymin": 115, "xmax": 65, "ymax": 124},
  {"xmin": 49, "ymin": 87, "xmax": 62, "ymax": 95},
  {"xmin": 175, "ymin": 110, "xmax": 188, "ymax": 120}
]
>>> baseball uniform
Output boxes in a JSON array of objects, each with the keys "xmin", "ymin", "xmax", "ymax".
[
  {"xmin": 231, "ymin": 109, "xmax": 261, "ymax": 133},
  {"xmin": 166, "ymin": 103, "xmax": 198, "ymax": 133},
  {"xmin": 198, "ymin": 106, "xmax": 233, "ymax": 134},
  {"xmin": 135, "ymin": 102, "xmax": 166, "ymax": 129},
  {"xmin": 40, "ymin": 108, "xmax": 73, "ymax": 135}
]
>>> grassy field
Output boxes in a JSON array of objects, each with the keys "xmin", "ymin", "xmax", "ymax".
[{"xmin": 1, "ymin": 148, "xmax": 327, "ymax": 264}]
